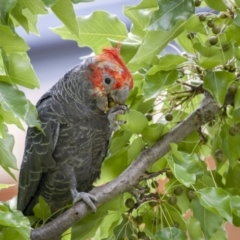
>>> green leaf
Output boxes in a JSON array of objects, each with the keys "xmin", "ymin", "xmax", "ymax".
[
  {"xmin": 226, "ymin": 25, "xmax": 240, "ymax": 46},
  {"xmin": 147, "ymin": 54, "xmax": 187, "ymax": 74},
  {"xmin": 0, "ymin": 25, "xmax": 29, "ymax": 54},
  {"xmin": 142, "ymin": 123, "xmax": 167, "ymax": 146},
  {"xmin": 8, "ymin": 53, "xmax": 40, "ymax": 88},
  {"xmin": 130, "ymin": 20, "xmax": 185, "ymax": 64},
  {"xmin": 33, "ymin": 196, "xmax": 51, "ymax": 221},
  {"xmin": 234, "ymin": 9, "xmax": 240, "ymax": 27},
  {"xmin": 109, "ymin": 130, "xmax": 132, "ymax": 154},
  {"xmin": 203, "ymin": 71, "xmax": 235, "ymax": 106},
  {"xmin": 226, "ymin": 163, "xmax": 240, "ymax": 188},
  {"xmin": 127, "ymin": 0, "xmax": 158, "ymax": 10},
  {"xmin": 25, "ymin": 100, "xmax": 41, "ymax": 129},
  {"xmin": 155, "ymin": 227, "xmax": 187, "ymax": 240},
  {"xmin": 220, "ymin": 124, "xmax": 240, "ymax": 167},
  {"xmin": 0, "ymin": 126, "xmax": 17, "ymax": 170},
  {"xmin": 0, "ymin": 183, "xmax": 15, "ymax": 190},
  {"xmin": 11, "ymin": 2, "xmax": 30, "ymax": 33},
  {"xmin": 52, "ymin": 11, "xmax": 128, "ymax": 54},
  {"xmin": 209, "ymin": 228, "xmax": 227, "ymax": 240},
  {"xmin": 51, "ymin": 0, "xmax": 79, "ymax": 37},
  {"xmin": 97, "ymin": 149, "xmax": 128, "ymax": 184},
  {"xmin": 230, "ymin": 195, "xmax": 240, "ymax": 226},
  {"xmin": 18, "ymin": 0, "xmax": 47, "ymax": 15},
  {"xmin": 0, "ymin": 0, "xmax": 17, "ymax": 25},
  {"xmin": 1, "ymin": 109, "xmax": 24, "ymax": 130},
  {"xmin": 113, "ymin": 214, "xmax": 132, "ymax": 240},
  {"xmin": 187, "ymin": 217, "xmax": 204, "ymax": 240},
  {"xmin": 0, "ymin": 82, "xmax": 28, "ymax": 119},
  {"xmin": 236, "ymin": 0, "xmax": 240, "ymax": 7},
  {"xmin": 120, "ymin": 110, "xmax": 148, "ymax": 134},
  {"xmin": 144, "ymin": 70, "xmax": 178, "ymax": 99},
  {"xmin": 0, "ymin": 203, "xmax": 31, "ymax": 240},
  {"xmin": 193, "ymin": 43, "xmax": 220, "ymax": 58},
  {"xmin": 191, "ymin": 199, "xmax": 224, "ymax": 240},
  {"xmin": 204, "ymin": 0, "xmax": 227, "ymax": 11},
  {"xmin": 167, "ymin": 157, "xmax": 196, "ymax": 187},
  {"xmin": 197, "ymin": 187, "xmax": 232, "ymax": 222},
  {"xmin": 41, "ymin": 0, "xmax": 58, "ymax": 7},
  {"xmin": 147, "ymin": 0, "xmax": 194, "ymax": 31},
  {"xmin": 71, "ymin": 196, "xmax": 124, "ymax": 240},
  {"xmin": 124, "ymin": 5, "xmax": 152, "ymax": 38},
  {"xmin": 127, "ymin": 137, "xmax": 145, "ymax": 163},
  {"xmin": 22, "ymin": 8, "xmax": 38, "ymax": 34}
]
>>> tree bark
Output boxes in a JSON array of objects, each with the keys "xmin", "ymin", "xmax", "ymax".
[{"xmin": 31, "ymin": 95, "xmax": 219, "ymax": 240}]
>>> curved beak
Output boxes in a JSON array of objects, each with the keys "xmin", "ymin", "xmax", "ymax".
[{"xmin": 110, "ymin": 86, "xmax": 130, "ymax": 105}]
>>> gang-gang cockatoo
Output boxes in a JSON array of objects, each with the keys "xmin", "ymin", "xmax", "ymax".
[{"xmin": 17, "ymin": 46, "xmax": 133, "ymax": 216}]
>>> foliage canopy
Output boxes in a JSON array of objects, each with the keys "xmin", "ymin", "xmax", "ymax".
[{"xmin": 1, "ymin": 0, "xmax": 240, "ymax": 239}]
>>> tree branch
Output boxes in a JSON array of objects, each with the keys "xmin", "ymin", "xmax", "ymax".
[{"xmin": 31, "ymin": 95, "xmax": 219, "ymax": 240}]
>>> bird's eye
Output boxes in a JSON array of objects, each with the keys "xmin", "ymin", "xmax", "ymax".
[{"xmin": 104, "ymin": 78, "xmax": 111, "ymax": 84}]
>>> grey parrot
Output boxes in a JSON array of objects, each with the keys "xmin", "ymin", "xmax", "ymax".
[{"xmin": 17, "ymin": 47, "xmax": 133, "ymax": 215}]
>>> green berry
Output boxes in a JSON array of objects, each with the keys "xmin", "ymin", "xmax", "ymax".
[
  {"xmin": 199, "ymin": 14, "xmax": 206, "ymax": 21},
  {"xmin": 125, "ymin": 198, "xmax": 135, "ymax": 208},
  {"xmin": 165, "ymin": 113, "xmax": 173, "ymax": 121},
  {"xmin": 145, "ymin": 114, "xmax": 152, "ymax": 121},
  {"xmin": 215, "ymin": 151, "xmax": 225, "ymax": 162},
  {"xmin": 174, "ymin": 187, "xmax": 183, "ymax": 196},
  {"xmin": 207, "ymin": 20, "xmax": 215, "ymax": 28},
  {"xmin": 168, "ymin": 195, "xmax": 177, "ymax": 205},
  {"xmin": 212, "ymin": 25, "xmax": 221, "ymax": 34},
  {"xmin": 208, "ymin": 36, "xmax": 218, "ymax": 45},
  {"xmin": 134, "ymin": 216, "xmax": 143, "ymax": 225},
  {"xmin": 187, "ymin": 189, "xmax": 196, "ymax": 200},
  {"xmin": 195, "ymin": 0, "xmax": 201, "ymax": 6}
]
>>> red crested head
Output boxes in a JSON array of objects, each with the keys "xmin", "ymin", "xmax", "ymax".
[{"xmin": 86, "ymin": 45, "xmax": 133, "ymax": 112}]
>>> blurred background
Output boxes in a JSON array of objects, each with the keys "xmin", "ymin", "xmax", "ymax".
[{"xmin": 0, "ymin": 1, "xmax": 239, "ymax": 239}]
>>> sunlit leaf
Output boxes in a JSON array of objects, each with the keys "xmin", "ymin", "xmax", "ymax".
[
  {"xmin": 144, "ymin": 70, "xmax": 178, "ymax": 99},
  {"xmin": 0, "ymin": 25, "xmax": 29, "ymax": 54},
  {"xmin": 147, "ymin": 0, "xmax": 194, "ymax": 31},
  {"xmin": 203, "ymin": 71, "xmax": 235, "ymax": 106},
  {"xmin": 147, "ymin": 54, "xmax": 187, "ymax": 74},
  {"xmin": 120, "ymin": 110, "xmax": 148, "ymax": 134},
  {"xmin": 204, "ymin": 0, "xmax": 227, "ymax": 11},
  {"xmin": 197, "ymin": 188, "xmax": 232, "ymax": 223},
  {"xmin": 18, "ymin": 0, "xmax": 47, "ymax": 14},
  {"xmin": 187, "ymin": 217, "xmax": 204, "ymax": 240},
  {"xmin": 130, "ymin": 20, "xmax": 185, "ymax": 64},
  {"xmin": 51, "ymin": 0, "xmax": 79, "ymax": 37},
  {"xmin": 52, "ymin": 11, "xmax": 128, "ymax": 53},
  {"xmin": 33, "ymin": 196, "xmax": 51, "ymax": 222},
  {"xmin": 191, "ymin": 199, "xmax": 224, "ymax": 239},
  {"xmin": 0, "ymin": 183, "xmax": 15, "ymax": 190}
]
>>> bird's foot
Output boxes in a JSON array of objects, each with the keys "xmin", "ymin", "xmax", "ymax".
[
  {"xmin": 108, "ymin": 104, "xmax": 128, "ymax": 130},
  {"xmin": 73, "ymin": 192, "xmax": 98, "ymax": 212}
]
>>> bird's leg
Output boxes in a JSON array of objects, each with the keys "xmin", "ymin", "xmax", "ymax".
[
  {"xmin": 70, "ymin": 175, "xmax": 98, "ymax": 212},
  {"xmin": 107, "ymin": 104, "xmax": 128, "ymax": 130}
]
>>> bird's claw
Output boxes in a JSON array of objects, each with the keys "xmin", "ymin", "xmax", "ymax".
[
  {"xmin": 73, "ymin": 192, "xmax": 98, "ymax": 212},
  {"xmin": 108, "ymin": 104, "xmax": 128, "ymax": 130}
]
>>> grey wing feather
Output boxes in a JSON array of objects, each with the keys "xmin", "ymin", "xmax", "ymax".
[{"xmin": 17, "ymin": 91, "xmax": 60, "ymax": 212}]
